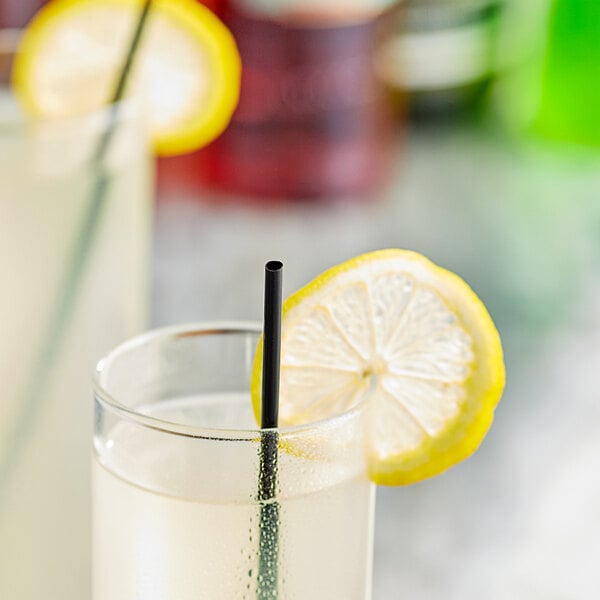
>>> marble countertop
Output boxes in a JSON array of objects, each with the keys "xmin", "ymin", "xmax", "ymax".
[{"xmin": 152, "ymin": 122, "xmax": 600, "ymax": 599}]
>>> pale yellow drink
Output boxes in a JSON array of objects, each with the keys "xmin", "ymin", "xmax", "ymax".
[
  {"xmin": 94, "ymin": 394, "xmax": 374, "ymax": 599},
  {"xmin": 0, "ymin": 87, "xmax": 152, "ymax": 598}
]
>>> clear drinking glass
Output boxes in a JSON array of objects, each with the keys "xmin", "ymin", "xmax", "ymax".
[
  {"xmin": 93, "ymin": 323, "xmax": 375, "ymax": 599},
  {"xmin": 0, "ymin": 30, "xmax": 152, "ymax": 599}
]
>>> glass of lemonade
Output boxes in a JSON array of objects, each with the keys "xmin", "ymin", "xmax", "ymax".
[
  {"xmin": 93, "ymin": 323, "xmax": 375, "ymax": 599},
  {"xmin": 0, "ymin": 30, "xmax": 152, "ymax": 599}
]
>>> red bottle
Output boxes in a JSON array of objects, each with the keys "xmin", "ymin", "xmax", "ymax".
[{"xmin": 159, "ymin": 0, "xmax": 398, "ymax": 202}]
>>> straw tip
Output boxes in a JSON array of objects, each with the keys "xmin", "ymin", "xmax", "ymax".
[{"xmin": 266, "ymin": 260, "xmax": 283, "ymax": 272}]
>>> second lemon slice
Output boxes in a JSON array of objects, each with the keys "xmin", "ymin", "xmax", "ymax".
[
  {"xmin": 12, "ymin": 0, "xmax": 241, "ymax": 155},
  {"xmin": 251, "ymin": 249, "xmax": 505, "ymax": 485}
]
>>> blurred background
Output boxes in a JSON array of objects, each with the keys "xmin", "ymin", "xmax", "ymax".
[{"xmin": 3, "ymin": 0, "xmax": 600, "ymax": 597}]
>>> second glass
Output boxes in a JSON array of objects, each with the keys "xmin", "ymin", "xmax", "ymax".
[
  {"xmin": 0, "ymin": 32, "xmax": 152, "ymax": 599},
  {"xmin": 93, "ymin": 323, "xmax": 375, "ymax": 599}
]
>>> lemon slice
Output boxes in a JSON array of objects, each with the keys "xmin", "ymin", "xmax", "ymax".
[
  {"xmin": 251, "ymin": 249, "xmax": 505, "ymax": 485},
  {"xmin": 12, "ymin": 0, "xmax": 241, "ymax": 155}
]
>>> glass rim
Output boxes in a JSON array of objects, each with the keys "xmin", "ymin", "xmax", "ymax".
[
  {"xmin": 0, "ymin": 91, "xmax": 140, "ymax": 134},
  {"xmin": 93, "ymin": 321, "xmax": 369, "ymax": 441}
]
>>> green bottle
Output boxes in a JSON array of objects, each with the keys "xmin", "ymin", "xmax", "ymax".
[
  {"xmin": 535, "ymin": 0, "xmax": 600, "ymax": 145},
  {"xmin": 496, "ymin": 0, "xmax": 600, "ymax": 147}
]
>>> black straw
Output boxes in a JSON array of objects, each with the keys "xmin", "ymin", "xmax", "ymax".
[
  {"xmin": 257, "ymin": 260, "xmax": 283, "ymax": 598},
  {"xmin": 261, "ymin": 261, "xmax": 283, "ymax": 428},
  {"xmin": 95, "ymin": 0, "xmax": 153, "ymax": 160},
  {"xmin": 0, "ymin": 0, "xmax": 153, "ymax": 504}
]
